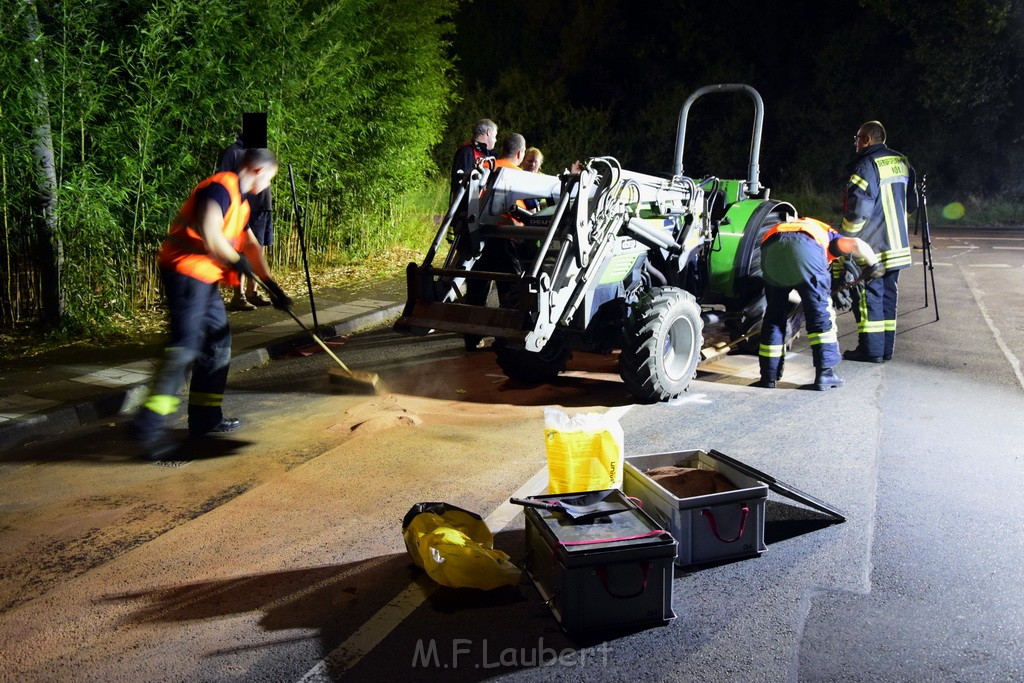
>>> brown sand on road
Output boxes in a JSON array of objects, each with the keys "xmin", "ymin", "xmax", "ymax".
[{"xmin": 0, "ymin": 347, "xmax": 643, "ymax": 680}]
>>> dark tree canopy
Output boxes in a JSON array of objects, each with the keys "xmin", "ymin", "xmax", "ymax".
[{"xmin": 441, "ymin": 0, "xmax": 1024, "ymax": 200}]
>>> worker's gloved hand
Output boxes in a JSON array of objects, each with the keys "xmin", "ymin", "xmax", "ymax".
[
  {"xmin": 832, "ymin": 287, "xmax": 853, "ymax": 312},
  {"xmin": 263, "ymin": 279, "xmax": 293, "ymax": 311},
  {"xmin": 863, "ymin": 261, "xmax": 886, "ymax": 280},
  {"xmin": 233, "ymin": 253, "xmax": 255, "ymax": 279}
]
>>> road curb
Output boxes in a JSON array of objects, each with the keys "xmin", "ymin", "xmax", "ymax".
[{"xmin": 0, "ymin": 305, "xmax": 403, "ymax": 453}]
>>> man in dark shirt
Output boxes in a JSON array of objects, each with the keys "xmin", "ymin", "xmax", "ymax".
[
  {"xmin": 449, "ymin": 118, "xmax": 497, "ymax": 206},
  {"xmin": 219, "ymin": 135, "xmax": 275, "ymax": 310}
]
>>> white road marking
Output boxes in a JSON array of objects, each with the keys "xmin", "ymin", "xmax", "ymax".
[
  {"xmin": 296, "ymin": 466, "xmax": 551, "ymax": 681},
  {"xmin": 991, "ymin": 246, "xmax": 1024, "ymax": 250},
  {"xmin": 970, "ymin": 263, "xmax": 1012, "ymax": 268},
  {"xmin": 933, "ymin": 236, "xmax": 1024, "ymax": 241},
  {"xmin": 960, "ymin": 263, "xmax": 1024, "ymax": 391}
]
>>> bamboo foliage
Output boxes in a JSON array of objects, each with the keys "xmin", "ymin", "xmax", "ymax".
[{"xmin": 0, "ymin": 0, "xmax": 456, "ymax": 333}]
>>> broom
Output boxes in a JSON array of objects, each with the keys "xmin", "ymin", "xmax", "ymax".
[{"xmin": 253, "ymin": 276, "xmax": 384, "ymax": 394}]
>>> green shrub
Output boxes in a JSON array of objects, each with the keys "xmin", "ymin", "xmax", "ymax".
[{"xmin": 0, "ymin": 0, "xmax": 457, "ymax": 333}]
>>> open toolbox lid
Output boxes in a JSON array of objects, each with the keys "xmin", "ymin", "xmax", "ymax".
[
  {"xmin": 521, "ymin": 489, "xmax": 676, "ymax": 555},
  {"xmin": 706, "ymin": 449, "xmax": 847, "ymax": 523}
]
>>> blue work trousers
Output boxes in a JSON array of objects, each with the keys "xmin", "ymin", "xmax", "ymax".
[
  {"xmin": 131, "ymin": 268, "xmax": 231, "ymax": 440},
  {"xmin": 851, "ymin": 268, "xmax": 900, "ymax": 358},
  {"xmin": 759, "ymin": 234, "xmax": 839, "ymax": 379}
]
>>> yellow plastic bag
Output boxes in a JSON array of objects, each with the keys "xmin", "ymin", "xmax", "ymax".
[
  {"xmin": 402, "ymin": 502, "xmax": 521, "ymax": 590},
  {"xmin": 544, "ymin": 407, "xmax": 624, "ymax": 494}
]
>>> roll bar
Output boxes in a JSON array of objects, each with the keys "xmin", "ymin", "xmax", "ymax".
[{"xmin": 673, "ymin": 83, "xmax": 764, "ymax": 198}]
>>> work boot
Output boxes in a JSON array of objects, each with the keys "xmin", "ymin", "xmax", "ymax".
[
  {"xmin": 229, "ymin": 294, "xmax": 256, "ymax": 311},
  {"xmin": 755, "ymin": 356, "xmax": 782, "ymax": 388},
  {"xmin": 229, "ymin": 296, "xmax": 254, "ymax": 313},
  {"xmin": 190, "ymin": 417, "xmax": 241, "ymax": 439},
  {"xmin": 247, "ymin": 292, "xmax": 272, "ymax": 307},
  {"xmin": 126, "ymin": 425, "xmax": 180, "ymax": 461},
  {"xmin": 842, "ymin": 348, "xmax": 883, "ymax": 364},
  {"xmin": 814, "ymin": 368, "xmax": 845, "ymax": 391},
  {"xmin": 139, "ymin": 438, "xmax": 182, "ymax": 462}
]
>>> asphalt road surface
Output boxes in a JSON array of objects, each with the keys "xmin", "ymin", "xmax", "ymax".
[{"xmin": 0, "ymin": 226, "xmax": 1021, "ymax": 682}]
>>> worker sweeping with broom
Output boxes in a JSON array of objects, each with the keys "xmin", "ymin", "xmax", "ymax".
[{"xmin": 129, "ymin": 148, "xmax": 292, "ymax": 461}]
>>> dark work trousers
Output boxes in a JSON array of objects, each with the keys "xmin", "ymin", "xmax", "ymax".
[
  {"xmin": 851, "ymin": 268, "xmax": 900, "ymax": 358},
  {"xmin": 464, "ymin": 238, "xmax": 523, "ymax": 309},
  {"xmin": 462, "ymin": 238, "xmax": 523, "ymax": 347},
  {"xmin": 131, "ymin": 268, "xmax": 232, "ymax": 441},
  {"xmin": 759, "ymin": 233, "xmax": 839, "ymax": 380}
]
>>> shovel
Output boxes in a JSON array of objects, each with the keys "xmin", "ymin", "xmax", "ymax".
[
  {"xmin": 510, "ymin": 491, "xmax": 634, "ymax": 522},
  {"xmin": 253, "ymin": 276, "xmax": 384, "ymax": 394}
]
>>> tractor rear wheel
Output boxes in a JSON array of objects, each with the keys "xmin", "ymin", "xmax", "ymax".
[
  {"xmin": 494, "ymin": 339, "xmax": 572, "ymax": 385},
  {"xmin": 725, "ymin": 201, "xmax": 805, "ymax": 353},
  {"xmin": 619, "ymin": 287, "xmax": 703, "ymax": 402}
]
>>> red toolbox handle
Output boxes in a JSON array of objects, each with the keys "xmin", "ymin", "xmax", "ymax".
[
  {"xmin": 559, "ymin": 530, "xmax": 666, "ymax": 547},
  {"xmin": 700, "ymin": 505, "xmax": 749, "ymax": 543},
  {"xmin": 595, "ymin": 562, "xmax": 651, "ymax": 599}
]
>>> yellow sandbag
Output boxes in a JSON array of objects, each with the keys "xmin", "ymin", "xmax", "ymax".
[
  {"xmin": 402, "ymin": 503, "xmax": 521, "ymax": 590},
  {"xmin": 544, "ymin": 407, "xmax": 624, "ymax": 494}
]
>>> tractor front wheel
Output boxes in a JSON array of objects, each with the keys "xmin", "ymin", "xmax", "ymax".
[
  {"xmin": 494, "ymin": 339, "xmax": 572, "ymax": 385},
  {"xmin": 620, "ymin": 287, "xmax": 704, "ymax": 402}
]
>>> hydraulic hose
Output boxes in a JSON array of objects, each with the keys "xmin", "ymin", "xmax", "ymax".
[{"xmin": 625, "ymin": 218, "xmax": 682, "ymax": 254}]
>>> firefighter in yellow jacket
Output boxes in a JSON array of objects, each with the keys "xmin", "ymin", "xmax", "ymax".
[
  {"xmin": 839, "ymin": 121, "xmax": 917, "ymax": 363},
  {"xmin": 129, "ymin": 148, "xmax": 291, "ymax": 460}
]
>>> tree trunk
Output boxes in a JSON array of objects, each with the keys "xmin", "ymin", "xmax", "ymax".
[{"xmin": 22, "ymin": 0, "xmax": 63, "ymax": 327}]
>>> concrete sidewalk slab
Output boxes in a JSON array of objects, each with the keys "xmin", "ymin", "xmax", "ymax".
[{"xmin": 0, "ymin": 282, "xmax": 406, "ymax": 452}]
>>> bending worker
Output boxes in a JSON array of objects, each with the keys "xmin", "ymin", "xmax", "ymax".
[
  {"xmin": 129, "ymin": 148, "xmax": 292, "ymax": 460},
  {"xmin": 757, "ymin": 215, "xmax": 883, "ymax": 391}
]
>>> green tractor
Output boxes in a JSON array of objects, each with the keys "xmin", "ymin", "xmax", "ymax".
[{"xmin": 396, "ymin": 83, "xmax": 801, "ymax": 402}]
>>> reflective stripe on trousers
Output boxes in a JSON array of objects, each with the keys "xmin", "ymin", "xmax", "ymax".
[
  {"xmin": 131, "ymin": 268, "xmax": 232, "ymax": 441},
  {"xmin": 851, "ymin": 269, "xmax": 900, "ymax": 357}
]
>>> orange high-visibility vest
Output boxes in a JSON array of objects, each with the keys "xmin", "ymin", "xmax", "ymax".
[
  {"xmin": 159, "ymin": 172, "xmax": 250, "ymax": 284},
  {"xmin": 761, "ymin": 217, "xmax": 840, "ymax": 262}
]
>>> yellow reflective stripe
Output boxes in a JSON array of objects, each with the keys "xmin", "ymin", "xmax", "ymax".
[
  {"xmin": 759, "ymin": 343, "xmax": 785, "ymax": 358},
  {"xmin": 841, "ymin": 218, "xmax": 865, "ymax": 234},
  {"xmin": 857, "ymin": 294, "xmax": 870, "ymax": 323},
  {"xmin": 883, "ymin": 319, "xmax": 897, "ymax": 332},
  {"xmin": 809, "ymin": 302, "xmax": 838, "ymax": 346},
  {"xmin": 881, "ymin": 248, "xmax": 912, "ymax": 268},
  {"xmin": 849, "ymin": 174, "xmax": 869, "ymax": 192},
  {"xmin": 875, "ymin": 155, "xmax": 908, "ymax": 180},
  {"xmin": 188, "ymin": 392, "xmax": 223, "ymax": 408},
  {"xmin": 881, "ymin": 186, "xmax": 902, "ymax": 250},
  {"xmin": 808, "ymin": 330, "xmax": 838, "ymax": 345},
  {"xmin": 857, "ymin": 320, "xmax": 886, "ymax": 333},
  {"xmin": 144, "ymin": 394, "xmax": 180, "ymax": 416}
]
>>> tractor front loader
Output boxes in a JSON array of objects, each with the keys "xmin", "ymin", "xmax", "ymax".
[{"xmin": 396, "ymin": 83, "xmax": 801, "ymax": 402}]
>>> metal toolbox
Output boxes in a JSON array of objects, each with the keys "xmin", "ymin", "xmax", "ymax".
[
  {"xmin": 624, "ymin": 449, "xmax": 768, "ymax": 568},
  {"xmin": 522, "ymin": 488, "xmax": 676, "ymax": 634}
]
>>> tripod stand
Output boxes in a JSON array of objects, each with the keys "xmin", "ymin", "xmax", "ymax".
[{"xmin": 913, "ymin": 173, "xmax": 939, "ymax": 321}]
